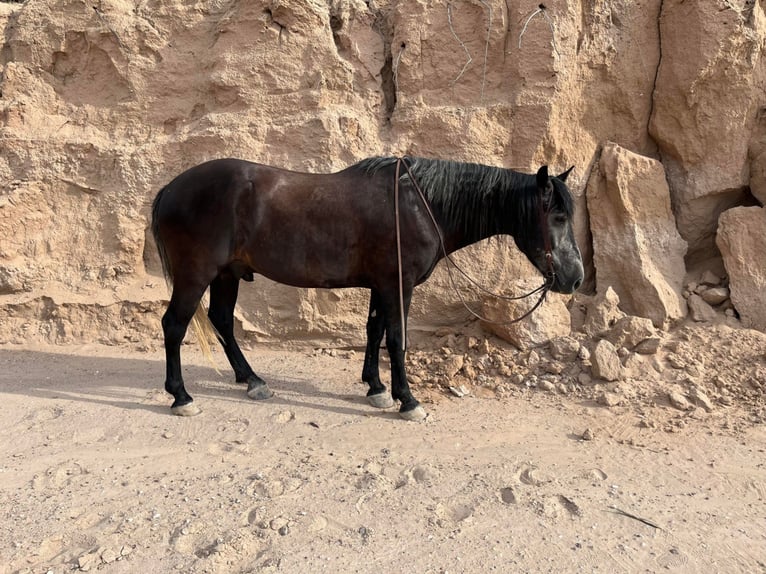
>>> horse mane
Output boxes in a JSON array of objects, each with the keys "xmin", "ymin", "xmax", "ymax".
[{"xmin": 354, "ymin": 156, "xmax": 574, "ymax": 241}]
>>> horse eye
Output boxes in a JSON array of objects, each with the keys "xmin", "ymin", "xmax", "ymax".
[{"xmin": 553, "ymin": 214, "xmax": 568, "ymax": 225}]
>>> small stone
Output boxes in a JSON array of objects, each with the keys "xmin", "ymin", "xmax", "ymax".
[
  {"xmin": 544, "ymin": 361, "xmax": 565, "ymax": 375},
  {"xmin": 162, "ymin": 431, "xmax": 174, "ymax": 439},
  {"xmin": 688, "ymin": 293, "xmax": 717, "ymax": 322},
  {"xmin": 441, "ymin": 355, "xmax": 464, "ymax": 378},
  {"xmin": 549, "ymin": 336, "xmax": 581, "ymax": 361},
  {"xmin": 699, "ymin": 270, "xmax": 720, "ymax": 286},
  {"xmin": 635, "ymin": 337, "xmax": 661, "ymax": 355},
  {"xmin": 270, "ymin": 517, "xmax": 289, "ymax": 531},
  {"xmin": 581, "ymin": 428, "xmax": 595, "ymax": 440},
  {"xmin": 598, "ymin": 391, "xmax": 622, "ymax": 407},
  {"xmin": 607, "ymin": 316, "xmax": 656, "ymax": 349},
  {"xmin": 591, "ymin": 340, "xmax": 622, "ymax": 382},
  {"xmin": 689, "ymin": 388, "xmax": 714, "ymax": 412},
  {"xmin": 578, "ymin": 345, "xmax": 591, "ymax": 361},
  {"xmin": 667, "ymin": 354, "xmax": 686, "ymax": 369},
  {"xmin": 448, "ymin": 385, "xmax": 468, "ymax": 397},
  {"xmin": 539, "ymin": 380, "xmax": 556, "ymax": 392},
  {"xmin": 78, "ymin": 552, "xmax": 100, "ymax": 572},
  {"xmin": 668, "ymin": 391, "xmax": 693, "ymax": 411},
  {"xmin": 700, "ymin": 286, "xmax": 729, "ymax": 306},
  {"xmin": 100, "ymin": 547, "xmax": 119, "ymax": 564},
  {"xmin": 278, "ymin": 525, "xmax": 290, "ymax": 536}
]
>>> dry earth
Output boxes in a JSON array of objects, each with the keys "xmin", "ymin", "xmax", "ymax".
[{"xmin": 1, "ymin": 321, "xmax": 765, "ymax": 574}]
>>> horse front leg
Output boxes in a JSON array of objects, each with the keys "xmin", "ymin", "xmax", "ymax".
[
  {"xmin": 381, "ymin": 290, "xmax": 427, "ymax": 421},
  {"xmin": 362, "ymin": 289, "xmax": 394, "ymax": 409}
]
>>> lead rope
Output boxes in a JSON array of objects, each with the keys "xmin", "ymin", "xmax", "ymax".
[
  {"xmin": 394, "ymin": 157, "xmax": 555, "ymax": 328},
  {"xmin": 394, "ymin": 159, "xmax": 407, "ymax": 351}
]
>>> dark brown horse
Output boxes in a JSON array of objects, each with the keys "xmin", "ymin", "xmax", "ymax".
[{"xmin": 151, "ymin": 156, "xmax": 584, "ymax": 420}]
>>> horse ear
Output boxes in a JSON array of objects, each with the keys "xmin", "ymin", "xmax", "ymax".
[
  {"xmin": 536, "ymin": 165, "xmax": 549, "ymax": 188},
  {"xmin": 557, "ymin": 166, "xmax": 574, "ymax": 182}
]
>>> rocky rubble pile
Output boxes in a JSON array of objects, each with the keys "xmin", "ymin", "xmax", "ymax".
[{"xmin": 406, "ymin": 286, "xmax": 766, "ymax": 429}]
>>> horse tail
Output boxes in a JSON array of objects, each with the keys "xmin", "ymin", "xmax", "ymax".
[
  {"xmin": 151, "ymin": 185, "xmax": 173, "ymax": 286},
  {"xmin": 151, "ymin": 185, "xmax": 220, "ymax": 368}
]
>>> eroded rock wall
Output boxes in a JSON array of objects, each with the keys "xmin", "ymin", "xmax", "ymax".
[{"xmin": 0, "ymin": 0, "xmax": 764, "ymax": 346}]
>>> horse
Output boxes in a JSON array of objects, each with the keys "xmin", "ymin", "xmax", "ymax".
[{"xmin": 151, "ymin": 156, "xmax": 584, "ymax": 421}]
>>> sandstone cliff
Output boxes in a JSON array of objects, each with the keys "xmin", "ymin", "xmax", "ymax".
[{"xmin": 0, "ymin": 0, "xmax": 764, "ymax": 346}]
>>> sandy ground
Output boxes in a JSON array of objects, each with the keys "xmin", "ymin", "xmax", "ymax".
[{"xmin": 1, "ymin": 342, "xmax": 765, "ymax": 574}]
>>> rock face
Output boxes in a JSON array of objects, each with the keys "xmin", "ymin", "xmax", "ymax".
[
  {"xmin": 650, "ymin": 0, "xmax": 766, "ymax": 263},
  {"xmin": 586, "ymin": 143, "xmax": 688, "ymax": 328},
  {"xmin": 0, "ymin": 0, "xmax": 765, "ymax": 345},
  {"xmin": 716, "ymin": 207, "xmax": 766, "ymax": 332}
]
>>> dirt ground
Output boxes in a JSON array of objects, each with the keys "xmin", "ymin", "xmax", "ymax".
[{"xmin": 1, "ymin": 337, "xmax": 765, "ymax": 574}]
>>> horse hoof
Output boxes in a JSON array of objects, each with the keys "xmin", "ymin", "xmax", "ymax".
[
  {"xmin": 367, "ymin": 393, "xmax": 394, "ymax": 409},
  {"xmin": 399, "ymin": 405, "xmax": 427, "ymax": 421},
  {"xmin": 171, "ymin": 403, "xmax": 201, "ymax": 417},
  {"xmin": 247, "ymin": 382, "xmax": 274, "ymax": 401}
]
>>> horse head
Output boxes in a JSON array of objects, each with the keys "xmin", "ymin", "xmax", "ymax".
[{"xmin": 514, "ymin": 165, "xmax": 584, "ymax": 294}]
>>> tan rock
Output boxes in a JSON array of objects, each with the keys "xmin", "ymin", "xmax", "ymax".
[
  {"xmin": 480, "ymin": 281, "xmax": 571, "ymax": 350},
  {"xmin": 586, "ymin": 143, "xmax": 688, "ymax": 327},
  {"xmin": 606, "ymin": 316, "xmax": 657, "ymax": 349},
  {"xmin": 700, "ymin": 287, "xmax": 729, "ymax": 306},
  {"xmin": 583, "ymin": 286, "xmax": 627, "ymax": 338},
  {"xmin": 716, "ymin": 207, "xmax": 766, "ymax": 332},
  {"xmin": 591, "ymin": 340, "xmax": 622, "ymax": 382},
  {"xmin": 687, "ymin": 294, "xmax": 717, "ymax": 323}
]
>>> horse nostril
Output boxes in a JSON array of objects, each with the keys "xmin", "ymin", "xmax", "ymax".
[{"xmin": 573, "ymin": 278, "xmax": 582, "ymax": 291}]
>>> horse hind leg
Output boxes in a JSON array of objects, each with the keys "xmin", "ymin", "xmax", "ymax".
[
  {"xmin": 362, "ymin": 290, "xmax": 394, "ymax": 409},
  {"xmin": 208, "ymin": 272, "xmax": 273, "ymax": 401},
  {"xmin": 162, "ymin": 283, "xmax": 208, "ymax": 416}
]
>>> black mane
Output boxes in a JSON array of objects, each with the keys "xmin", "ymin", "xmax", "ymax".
[{"xmin": 355, "ymin": 156, "xmax": 574, "ymax": 242}]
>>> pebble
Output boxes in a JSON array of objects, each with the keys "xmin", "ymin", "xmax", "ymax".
[
  {"xmin": 667, "ymin": 354, "xmax": 686, "ymax": 369},
  {"xmin": 598, "ymin": 391, "xmax": 622, "ymax": 407},
  {"xmin": 689, "ymin": 388, "xmax": 714, "ymax": 412},
  {"xmin": 581, "ymin": 428, "xmax": 595, "ymax": 441},
  {"xmin": 270, "ymin": 517, "xmax": 289, "ymax": 531},
  {"xmin": 539, "ymin": 380, "xmax": 556, "ymax": 392},
  {"xmin": 668, "ymin": 391, "xmax": 693, "ymax": 411}
]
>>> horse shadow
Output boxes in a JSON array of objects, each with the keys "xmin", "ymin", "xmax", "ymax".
[{"xmin": 0, "ymin": 348, "xmax": 387, "ymax": 419}]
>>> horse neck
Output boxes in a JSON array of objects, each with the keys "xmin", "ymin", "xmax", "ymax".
[{"xmin": 427, "ymin": 171, "xmax": 537, "ymax": 254}]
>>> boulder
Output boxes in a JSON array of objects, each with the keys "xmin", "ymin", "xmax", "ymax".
[
  {"xmin": 480, "ymin": 281, "xmax": 571, "ymax": 350},
  {"xmin": 586, "ymin": 143, "xmax": 688, "ymax": 327},
  {"xmin": 582, "ymin": 286, "xmax": 626, "ymax": 338},
  {"xmin": 716, "ymin": 206, "xmax": 766, "ymax": 332}
]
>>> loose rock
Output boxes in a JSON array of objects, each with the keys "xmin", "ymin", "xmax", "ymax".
[
  {"xmin": 668, "ymin": 391, "xmax": 693, "ymax": 411},
  {"xmin": 591, "ymin": 340, "xmax": 622, "ymax": 382},
  {"xmin": 687, "ymin": 294, "xmax": 717, "ymax": 322}
]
